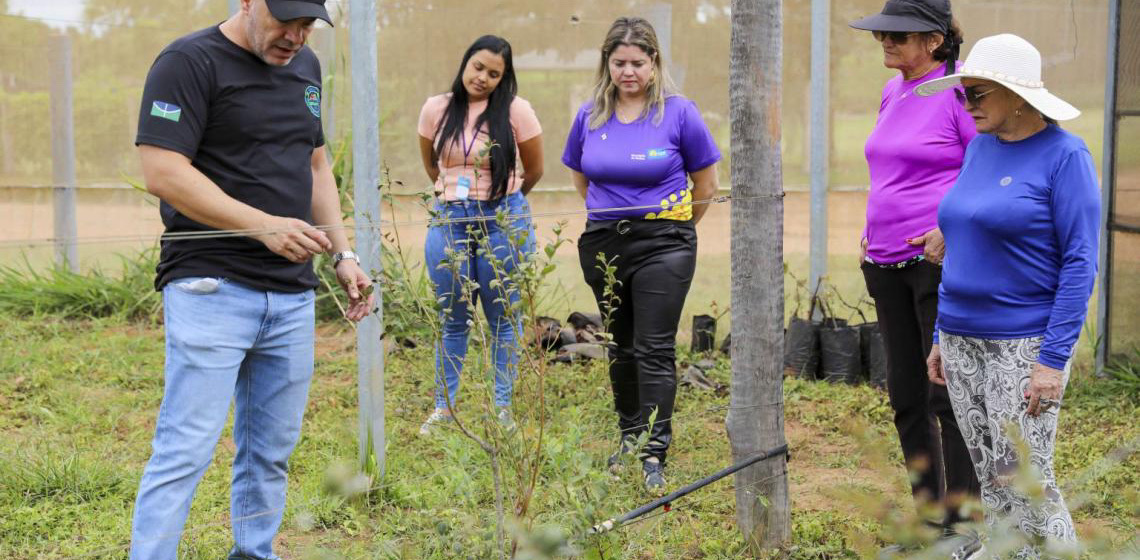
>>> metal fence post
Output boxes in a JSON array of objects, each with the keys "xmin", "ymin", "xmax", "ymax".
[
  {"xmin": 350, "ymin": 0, "xmax": 385, "ymax": 476},
  {"xmin": 644, "ymin": 4, "xmax": 682, "ymax": 89},
  {"xmin": 50, "ymin": 34, "xmax": 78, "ymax": 272},
  {"xmin": 809, "ymin": 0, "xmax": 830, "ymax": 294},
  {"xmin": 1096, "ymin": 0, "xmax": 1121, "ymax": 375}
]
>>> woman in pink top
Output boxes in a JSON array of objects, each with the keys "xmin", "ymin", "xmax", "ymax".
[
  {"xmin": 850, "ymin": 0, "xmax": 981, "ymax": 546},
  {"xmin": 416, "ymin": 35, "xmax": 544, "ymax": 435}
]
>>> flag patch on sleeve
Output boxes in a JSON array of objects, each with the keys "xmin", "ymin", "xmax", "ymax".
[{"xmin": 150, "ymin": 101, "xmax": 182, "ymax": 122}]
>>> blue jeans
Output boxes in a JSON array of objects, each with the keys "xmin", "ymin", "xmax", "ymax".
[
  {"xmin": 424, "ymin": 191, "xmax": 535, "ymax": 410},
  {"xmin": 129, "ymin": 277, "xmax": 315, "ymax": 560}
]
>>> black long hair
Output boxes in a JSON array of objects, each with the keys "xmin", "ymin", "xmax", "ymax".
[{"xmin": 433, "ymin": 35, "xmax": 518, "ymax": 201}]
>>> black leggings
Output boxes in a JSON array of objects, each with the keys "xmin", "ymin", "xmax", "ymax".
[
  {"xmin": 579, "ymin": 219, "xmax": 697, "ymax": 463},
  {"xmin": 862, "ymin": 260, "xmax": 981, "ymax": 526}
]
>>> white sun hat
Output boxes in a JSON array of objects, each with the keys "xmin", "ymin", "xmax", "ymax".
[{"xmin": 915, "ymin": 33, "xmax": 1080, "ymax": 121}]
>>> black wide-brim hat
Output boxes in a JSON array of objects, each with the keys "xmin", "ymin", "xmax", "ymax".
[
  {"xmin": 849, "ymin": 0, "xmax": 951, "ymax": 33},
  {"xmin": 266, "ymin": 0, "xmax": 333, "ymax": 26}
]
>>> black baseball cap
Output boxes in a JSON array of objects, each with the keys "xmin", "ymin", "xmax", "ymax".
[
  {"xmin": 266, "ymin": 0, "xmax": 333, "ymax": 26},
  {"xmin": 849, "ymin": 0, "xmax": 951, "ymax": 33}
]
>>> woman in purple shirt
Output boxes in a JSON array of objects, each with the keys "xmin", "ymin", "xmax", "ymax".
[
  {"xmin": 850, "ymin": 0, "xmax": 981, "ymax": 539},
  {"xmin": 562, "ymin": 17, "xmax": 721, "ymax": 494}
]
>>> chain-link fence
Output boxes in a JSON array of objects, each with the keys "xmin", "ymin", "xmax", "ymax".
[
  {"xmin": 1103, "ymin": 0, "xmax": 1140, "ymax": 361},
  {"xmin": 0, "ymin": 0, "xmax": 1119, "ymax": 328}
]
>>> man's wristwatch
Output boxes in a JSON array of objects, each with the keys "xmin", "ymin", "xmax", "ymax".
[{"xmin": 332, "ymin": 250, "xmax": 360, "ymax": 268}]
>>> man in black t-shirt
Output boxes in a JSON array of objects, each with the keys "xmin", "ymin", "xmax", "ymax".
[{"xmin": 129, "ymin": 2, "xmax": 371, "ymax": 559}]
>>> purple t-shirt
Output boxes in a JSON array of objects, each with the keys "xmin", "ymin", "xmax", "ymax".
[
  {"xmin": 562, "ymin": 96, "xmax": 721, "ymax": 221},
  {"xmin": 863, "ymin": 66, "xmax": 976, "ymax": 263}
]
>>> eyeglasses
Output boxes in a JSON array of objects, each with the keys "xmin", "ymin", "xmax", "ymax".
[
  {"xmin": 960, "ymin": 85, "xmax": 998, "ymax": 106},
  {"xmin": 872, "ymin": 31, "xmax": 915, "ymax": 43}
]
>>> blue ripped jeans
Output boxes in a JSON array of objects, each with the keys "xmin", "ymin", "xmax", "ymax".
[{"xmin": 424, "ymin": 191, "xmax": 535, "ymax": 410}]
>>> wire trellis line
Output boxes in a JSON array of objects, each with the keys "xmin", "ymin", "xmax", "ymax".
[{"xmin": 0, "ymin": 194, "xmax": 777, "ymax": 250}]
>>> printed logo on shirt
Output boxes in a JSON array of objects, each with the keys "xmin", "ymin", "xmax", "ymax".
[
  {"xmin": 1000, "ymin": 176, "xmax": 1013, "ymax": 187},
  {"xmin": 150, "ymin": 101, "xmax": 182, "ymax": 122},
  {"xmin": 631, "ymin": 149, "xmax": 669, "ymax": 161},
  {"xmin": 304, "ymin": 86, "xmax": 321, "ymax": 118}
]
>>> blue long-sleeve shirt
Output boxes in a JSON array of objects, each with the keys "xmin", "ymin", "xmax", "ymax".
[{"xmin": 935, "ymin": 124, "xmax": 1100, "ymax": 369}]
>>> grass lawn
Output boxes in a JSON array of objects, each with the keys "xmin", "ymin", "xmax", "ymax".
[{"xmin": 0, "ymin": 310, "xmax": 1136, "ymax": 559}]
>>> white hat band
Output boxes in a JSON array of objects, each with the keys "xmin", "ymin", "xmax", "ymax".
[
  {"xmin": 914, "ymin": 34, "xmax": 1080, "ymax": 121},
  {"xmin": 960, "ymin": 67, "xmax": 1044, "ymax": 88}
]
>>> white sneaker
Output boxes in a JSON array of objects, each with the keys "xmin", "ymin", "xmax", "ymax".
[
  {"xmin": 949, "ymin": 532, "xmax": 985, "ymax": 560},
  {"xmin": 496, "ymin": 407, "xmax": 516, "ymax": 432},
  {"xmin": 419, "ymin": 409, "xmax": 453, "ymax": 436}
]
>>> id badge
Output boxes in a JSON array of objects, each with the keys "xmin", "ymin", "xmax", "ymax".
[{"xmin": 455, "ymin": 176, "xmax": 472, "ymax": 201}]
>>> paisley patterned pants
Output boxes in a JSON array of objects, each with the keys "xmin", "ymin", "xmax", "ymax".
[{"xmin": 939, "ymin": 333, "xmax": 1076, "ymax": 559}]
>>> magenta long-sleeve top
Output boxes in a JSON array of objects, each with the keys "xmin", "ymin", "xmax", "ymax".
[{"xmin": 863, "ymin": 66, "xmax": 976, "ymax": 264}]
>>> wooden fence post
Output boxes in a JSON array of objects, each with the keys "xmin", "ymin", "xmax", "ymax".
[{"xmin": 728, "ymin": 0, "xmax": 791, "ymax": 553}]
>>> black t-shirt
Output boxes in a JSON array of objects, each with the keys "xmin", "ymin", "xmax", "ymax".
[{"xmin": 137, "ymin": 25, "xmax": 325, "ymax": 292}]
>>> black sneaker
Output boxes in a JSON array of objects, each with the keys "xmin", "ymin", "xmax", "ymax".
[
  {"xmin": 606, "ymin": 436, "xmax": 637, "ymax": 474},
  {"xmin": 642, "ymin": 457, "xmax": 666, "ymax": 494}
]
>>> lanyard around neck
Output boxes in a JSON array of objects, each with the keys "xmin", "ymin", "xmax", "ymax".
[{"xmin": 459, "ymin": 128, "xmax": 480, "ymax": 170}]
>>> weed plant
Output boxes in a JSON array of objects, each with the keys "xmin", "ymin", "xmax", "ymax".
[
  {"xmin": 1104, "ymin": 350, "xmax": 1140, "ymax": 395},
  {"xmin": 0, "ymin": 305, "xmax": 1137, "ymax": 558},
  {"xmin": 0, "ymin": 249, "xmax": 161, "ymax": 321},
  {"xmin": 0, "ymin": 155, "xmax": 1136, "ymax": 558}
]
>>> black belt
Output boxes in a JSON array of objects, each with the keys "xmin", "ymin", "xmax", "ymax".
[
  {"xmin": 587, "ymin": 218, "xmax": 691, "ymax": 236},
  {"xmin": 864, "ymin": 254, "xmax": 926, "ymax": 269}
]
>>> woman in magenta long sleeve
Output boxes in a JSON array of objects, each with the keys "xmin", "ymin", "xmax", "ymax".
[{"xmin": 849, "ymin": 0, "xmax": 980, "ymax": 539}]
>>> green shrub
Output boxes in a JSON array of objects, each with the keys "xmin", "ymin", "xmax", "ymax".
[
  {"xmin": 0, "ymin": 452, "xmax": 126, "ymax": 506},
  {"xmin": 0, "ymin": 249, "xmax": 160, "ymax": 321},
  {"xmin": 1104, "ymin": 352, "xmax": 1140, "ymax": 395}
]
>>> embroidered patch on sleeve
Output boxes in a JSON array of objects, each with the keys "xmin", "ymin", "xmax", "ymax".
[{"xmin": 150, "ymin": 101, "xmax": 182, "ymax": 122}]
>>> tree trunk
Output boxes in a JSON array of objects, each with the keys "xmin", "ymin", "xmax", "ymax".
[{"xmin": 728, "ymin": 0, "xmax": 790, "ymax": 554}]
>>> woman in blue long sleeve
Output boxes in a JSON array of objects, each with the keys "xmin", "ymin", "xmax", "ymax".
[{"xmin": 917, "ymin": 34, "xmax": 1099, "ymax": 559}]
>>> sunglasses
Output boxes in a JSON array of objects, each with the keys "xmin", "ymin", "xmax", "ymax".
[
  {"xmin": 872, "ymin": 31, "xmax": 915, "ymax": 43},
  {"xmin": 959, "ymin": 85, "xmax": 998, "ymax": 106}
]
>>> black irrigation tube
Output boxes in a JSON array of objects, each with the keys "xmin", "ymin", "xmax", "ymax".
[{"xmin": 589, "ymin": 444, "xmax": 790, "ymax": 534}]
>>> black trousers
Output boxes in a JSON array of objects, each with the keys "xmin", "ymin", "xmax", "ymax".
[
  {"xmin": 862, "ymin": 260, "xmax": 981, "ymax": 526},
  {"xmin": 579, "ymin": 219, "xmax": 697, "ymax": 463}
]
